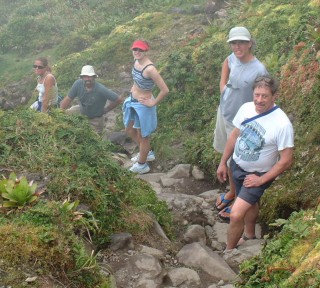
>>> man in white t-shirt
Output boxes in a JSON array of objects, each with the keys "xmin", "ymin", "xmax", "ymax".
[{"xmin": 216, "ymin": 75, "xmax": 294, "ymax": 250}]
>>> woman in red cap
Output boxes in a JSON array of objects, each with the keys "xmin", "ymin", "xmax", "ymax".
[{"xmin": 123, "ymin": 39, "xmax": 169, "ymax": 174}]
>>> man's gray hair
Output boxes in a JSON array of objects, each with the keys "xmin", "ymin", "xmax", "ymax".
[{"xmin": 253, "ymin": 75, "xmax": 279, "ymax": 94}]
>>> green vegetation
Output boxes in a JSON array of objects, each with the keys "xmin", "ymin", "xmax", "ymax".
[
  {"xmin": 237, "ymin": 204, "xmax": 320, "ymax": 287},
  {"xmin": 0, "ymin": 0, "xmax": 319, "ymax": 286},
  {"xmin": 0, "ymin": 201, "xmax": 109, "ymax": 287},
  {"xmin": 0, "ymin": 109, "xmax": 172, "ymax": 286},
  {"xmin": 0, "ymin": 172, "xmax": 39, "ymax": 209}
]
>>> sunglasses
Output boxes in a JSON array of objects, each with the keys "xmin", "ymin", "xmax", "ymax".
[
  {"xmin": 255, "ymin": 76, "xmax": 273, "ymax": 84},
  {"xmin": 33, "ymin": 65, "xmax": 45, "ymax": 69},
  {"xmin": 132, "ymin": 48, "xmax": 146, "ymax": 52}
]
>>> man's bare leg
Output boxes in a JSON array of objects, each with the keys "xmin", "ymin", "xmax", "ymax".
[
  {"xmin": 235, "ymin": 202, "xmax": 259, "ymax": 246},
  {"xmin": 226, "ymin": 197, "xmax": 252, "ymax": 250}
]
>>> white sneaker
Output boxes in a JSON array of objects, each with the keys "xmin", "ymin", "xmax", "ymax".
[
  {"xmin": 129, "ymin": 163, "xmax": 150, "ymax": 174},
  {"xmin": 131, "ymin": 151, "xmax": 156, "ymax": 163}
]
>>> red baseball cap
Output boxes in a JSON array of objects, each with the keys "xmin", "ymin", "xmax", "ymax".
[{"xmin": 131, "ymin": 40, "xmax": 150, "ymax": 51}]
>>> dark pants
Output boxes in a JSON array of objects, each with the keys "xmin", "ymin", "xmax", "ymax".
[{"xmin": 230, "ymin": 159, "xmax": 274, "ymax": 205}]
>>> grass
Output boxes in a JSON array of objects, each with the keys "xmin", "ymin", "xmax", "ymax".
[
  {"xmin": 0, "ymin": 108, "xmax": 173, "ymax": 286},
  {"xmin": 237, "ymin": 206, "xmax": 320, "ymax": 287},
  {"xmin": 0, "ymin": 0, "xmax": 207, "ymax": 89},
  {"xmin": 0, "ymin": 0, "xmax": 319, "ymax": 286},
  {"xmin": 0, "ymin": 201, "xmax": 108, "ymax": 287}
]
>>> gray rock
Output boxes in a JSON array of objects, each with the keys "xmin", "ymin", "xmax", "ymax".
[
  {"xmin": 148, "ymin": 181, "xmax": 163, "ymax": 194},
  {"xmin": 205, "ymin": 225, "xmax": 215, "ymax": 239},
  {"xmin": 152, "ymin": 219, "xmax": 171, "ymax": 243},
  {"xmin": 183, "ymin": 224, "xmax": 206, "ymax": 245},
  {"xmin": 109, "ymin": 233, "xmax": 134, "ymax": 251},
  {"xmin": 166, "ymin": 164, "xmax": 191, "ymax": 178},
  {"xmin": 138, "ymin": 173, "xmax": 166, "ymax": 183},
  {"xmin": 160, "ymin": 176, "xmax": 184, "ymax": 187},
  {"xmin": 211, "ymin": 240, "xmax": 225, "ymax": 252},
  {"xmin": 213, "ymin": 222, "xmax": 229, "ymax": 244},
  {"xmin": 136, "ymin": 278, "xmax": 162, "ymax": 288},
  {"xmin": 130, "ymin": 254, "xmax": 163, "ymax": 279},
  {"xmin": 139, "ymin": 245, "xmax": 165, "ymax": 259},
  {"xmin": 177, "ymin": 242, "xmax": 237, "ymax": 281},
  {"xmin": 166, "ymin": 267, "xmax": 201, "ymax": 286},
  {"xmin": 191, "ymin": 166, "xmax": 205, "ymax": 180},
  {"xmin": 198, "ymin": 189, "xmax": 221, "ymax": 203}
]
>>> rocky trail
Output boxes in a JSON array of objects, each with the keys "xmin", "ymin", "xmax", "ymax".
[{"xmin": 100, "ymin": 111, "xmax": 265, "ymax": 288}]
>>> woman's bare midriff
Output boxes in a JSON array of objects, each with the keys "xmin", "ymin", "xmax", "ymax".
[{"xmin": 131, "ymin": 84, "xmax": 153, "ymax": 101}]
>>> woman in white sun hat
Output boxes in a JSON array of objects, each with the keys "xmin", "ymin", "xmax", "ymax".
[{"xmin": 213, "ymin": 26, "xmax": 268, "ymax": 221}]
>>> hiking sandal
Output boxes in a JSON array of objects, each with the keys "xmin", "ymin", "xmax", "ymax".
[{"xmin": 215, "ymin": 193, "xmax": 234, "ymax": 211}]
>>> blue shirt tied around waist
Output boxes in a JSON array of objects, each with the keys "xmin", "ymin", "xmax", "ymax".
[{"xmin": 122, "ymin": 94, "xmax": 157, "ymax": 138}]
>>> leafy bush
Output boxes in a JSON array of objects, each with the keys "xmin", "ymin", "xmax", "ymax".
[
  {"xmin": 56, "ymin": 34, "xmax": 94, "ymax": 58},
  {"xmin": 0, "ymin": 106, "xmax": 173, "ymax": 286},
  {"xmin": 237, "ymin": 206, "xmax": 320, "ymax": 287},
  {"xmin": 0, "ymin": 108, "xmax": 173, "ymax": 244},
  {"xmin": 0, "ymin": 15, "xmax": 58, "ymax": 54},
  {"xmin": 0, "ymin": 200, "xmax": 109, "ymax": 287}
]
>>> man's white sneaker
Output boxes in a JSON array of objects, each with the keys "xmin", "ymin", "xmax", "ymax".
[
  {"xmin": 129, "ymin": 163, "xmax": 150, "ymax": 174},
  {"xmin": 131, "ymin": 151, "xmax": 156, "ymax": 163}
]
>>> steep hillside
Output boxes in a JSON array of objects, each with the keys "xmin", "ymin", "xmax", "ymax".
[
  {"xmin": 0, "ymin": 0, "xmax": 319, "ymax": 287},
  {"xmin": 0, "ymin": 0, "xmax": 211, "ymax": 99}
]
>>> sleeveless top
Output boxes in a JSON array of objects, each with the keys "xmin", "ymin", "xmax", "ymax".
[
  {"xmin": 36, "ymin": 74, "xmax": 58, "ymax": 104},
  {"xmin": 132, "ymin": 62, "xmax": 155, "ymax": 91},
  {"xmin": 220, "ymin": 53, "xmax": 268, "ymax": 122}
]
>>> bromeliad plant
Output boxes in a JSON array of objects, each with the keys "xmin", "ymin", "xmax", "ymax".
[{"xmin": 0, "ymin": 172, "xmax": 40, "ymax": 209}]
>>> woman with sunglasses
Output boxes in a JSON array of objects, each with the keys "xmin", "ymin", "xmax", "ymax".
[
  {"xmin": 123, "ymin": 39, "xmax": 169, "ymax": 174},
  {"xmin": 30, "ymin": 57, "xmax": 58, "ymax": 112},
  {"xmin": 213, "ymin": 27, "xmax": 268, "ymax": 221}
]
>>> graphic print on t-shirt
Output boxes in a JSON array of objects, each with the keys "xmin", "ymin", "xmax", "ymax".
[{"xmin": 235, "ymin": 121, "xmax": 266, "ymax": 162}]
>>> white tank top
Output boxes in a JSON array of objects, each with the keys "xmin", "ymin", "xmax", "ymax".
[{"xmin": 36, "ymin": 74, "xmax": 58, "ymax": 103}]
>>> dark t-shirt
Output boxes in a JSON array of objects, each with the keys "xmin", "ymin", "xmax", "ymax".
[{"xmin": 68, "ymin": 79, "xmax": 119, "ymax": 118}]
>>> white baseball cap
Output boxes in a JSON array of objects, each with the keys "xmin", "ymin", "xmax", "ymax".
[
  {"xmin": 80, "ymin": 65, "xmax": 98, "ymax": 77},
  {"xmin": 227, "ymin": 27, "xmax": 251, "ymax": 42}
]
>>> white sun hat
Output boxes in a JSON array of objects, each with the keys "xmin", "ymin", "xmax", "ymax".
[
  {"xmin": 227, "ymin": 27, "xmax": 251, "ymax": 42},
  {"xmin": 80, "ymin": 65, "xmax": 98, "ymax": 77}
]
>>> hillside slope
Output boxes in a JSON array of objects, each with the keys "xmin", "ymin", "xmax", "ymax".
[{"xmin": 0, "ymin": 0, "xmax": 319, "ymax": 287}]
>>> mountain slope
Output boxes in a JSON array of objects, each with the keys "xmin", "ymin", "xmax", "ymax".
[{"xmin": 0, "ymin": 0, "xmax": 319, "ymax": 286}]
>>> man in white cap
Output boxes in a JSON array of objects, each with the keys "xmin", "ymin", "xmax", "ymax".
[
  {"xmin": 60, "ymin": 65, "xmax": 122, "ymax": 134},
  {"xmin": 213, "ymin": 26, "xmax": 268, "ymax": 221}
]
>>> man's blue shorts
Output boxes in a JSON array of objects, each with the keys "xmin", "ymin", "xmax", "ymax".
[{"xmin": 230, "ymin": 159, "xmax": 274, "ymax": 205}]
